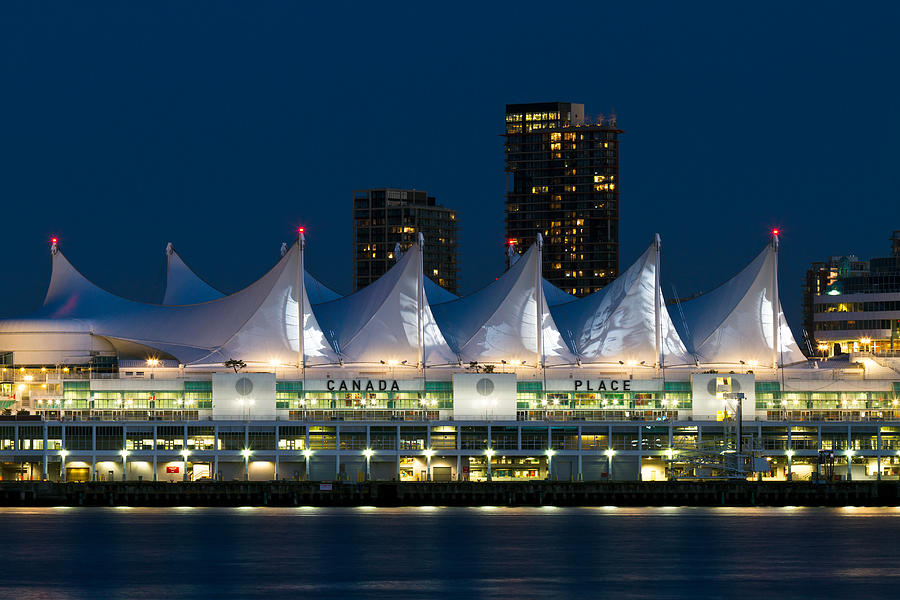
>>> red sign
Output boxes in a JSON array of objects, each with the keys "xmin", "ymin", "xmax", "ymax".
[{"xmin": 166, "ymin": 466, "xmax": 180, "ymax": 473}]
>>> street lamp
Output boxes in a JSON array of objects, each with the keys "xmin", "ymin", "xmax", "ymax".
[
  {"xmin": 181, "ymin": 449, "xmax": 191, "ymax": 482},
  {"xmin": 60, "ymin": 449, "xmax": 69, "ymax": 483},
  {"xmin": 363, "ymin": 448, "xmax": 374, "ymax": 481},
  {"xmin": 817, "ymin": 343, "xmax": 829, "ymax": 360},
  {"xmin": 423, "ymin": 448, "xmax": 435, "ymax": 481},
  {"xmin": 786, "ymin": 449, "xmax": 795, "ymax": 481},
  {"xmin": 120, "ymin": 449, "xmax": 130, "ymax": 481},
  {"xmin": 485, "ymin": 448, "xmax": 495, "ymax": 481},
  {"xmin": 546, "ymin": 448, "xmax": 556, "ymax": 480},
  {"xmin": 302, "ymin": 448, "xmax": 313, "ymax": 481},
  {"xmin": 846, "ymin": 449, "xmax": 855, "ymax": 481},
  {"xmin": 604, "ymin": 449, "xmax": 615, "ymax": 481},
  {"xmin": 241, "ymin": 448, "xmax": 252, "ymax": 481}
]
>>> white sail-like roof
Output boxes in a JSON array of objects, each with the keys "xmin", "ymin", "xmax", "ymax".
[
  {"xmin": 543, "ymin": 280, "xmax": 577, "ymax": 306},
  {"xmin": 424, "ymin": 277, "xmax": 458, "ymax": 304},
  {"xmin": 674, "ymin": 236, "xmax": 806, "ymax": 366},
  {"xmin": 36, "ymin": 241, "xmax": 338, "ymax": 367},
  {"xmin": 432, "ymin": 239, "xmax": 576, "ymax": 366},
  {"xmin": 552, "ymin": 237, "xmax": 693, "ymax": 366},
  {"xmin": 508, "ymin": 244, "xmax": 576, "ymax": 306},
  {"xmin": 163, "ymin": 243, "xmax": 224, "ymax": 305},
  {"xmin": 314, "ymin": 235, "xmax": 457, "ymax": 366}
]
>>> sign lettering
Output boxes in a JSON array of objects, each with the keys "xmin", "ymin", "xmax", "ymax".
[
  {"xmin": 326, "ymin": 379, "xmax": 401, "ymax": 392},
  {"xmin": 573, "ymin": 379, "xmax": 632, "ymax": 392}
]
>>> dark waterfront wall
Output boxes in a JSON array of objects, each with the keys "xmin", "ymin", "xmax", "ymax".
[{"xmin": 2, "ymin": 481, "xmax": 899, "ymax": 508}]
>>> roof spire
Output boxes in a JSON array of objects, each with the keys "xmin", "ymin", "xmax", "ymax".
[{"xmin": 165, "ymin": 242, "xmax": 174, "ymax": 257}]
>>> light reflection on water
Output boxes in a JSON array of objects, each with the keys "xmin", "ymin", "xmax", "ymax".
[{"xmin": 2, "ymin": 506, "xmax": 900, "ymax": 599}]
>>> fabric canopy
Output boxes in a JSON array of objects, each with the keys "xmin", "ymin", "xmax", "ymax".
[
  {"xmin": 674, "ymin": 236, "xmax": 806, "ymax": 366},
  {"xmin": 553, "ymin": 236, "xmax": 694, "ymax": 366},
  {"xmin": 315, "ymin": 234, "xmax": 457, "ymax": 366},
  {"xmin": 432, "ymin": 239, "xmax": 575, "ymax": 366},
  {"xmin": 162, "ymin": 243, "xmax": 224, "ymax": 305}
]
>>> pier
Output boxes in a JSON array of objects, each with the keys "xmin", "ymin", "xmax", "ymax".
[{"xmin": 2, "ymin": 480, "xmax": 899, "ymax": 507}]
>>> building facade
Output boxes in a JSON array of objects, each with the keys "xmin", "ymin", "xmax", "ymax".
[
  {"xmin": 2, "ymin": 362, "xmax": 900, "ymax": 484},
  {"xmin": 353, "ymin": 188, "xmax": 457, "ymax": 292},
  {"xmin": 808, "ymin": 231, "xmax": 900, "ymax": 356},
  {"xmin": 504, "ymin": 102, "xmax": 621, "ymax": 296}
]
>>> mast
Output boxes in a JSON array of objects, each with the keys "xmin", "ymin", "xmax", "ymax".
[
  {"xmin": 654, "ymin": 233, "xmax": 662, "ymax": 370},
  {"xmin": 417, "ymin": 233, "xmax": 425, "ymax": 370},
  {"xmin": 536, "ymin": 232, "xmax": 545, "ymax": 370},
  {"xmin": 297, "ymin": 228, "xmax": 306, "ymax": 379},
  {"xmin": 772, "ymin": 231, "xmax": 780, "ymax": 369}
]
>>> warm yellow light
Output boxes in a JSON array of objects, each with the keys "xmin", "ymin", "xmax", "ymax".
[
  {"xmin": 546, "ymin": 449, "xmax": 556, "ymax": 457},
  {"xmin": 63, "ymin": 367, "xmax": 69, "ymax": 373},
  {"xmin": 146, "ymin": 358, "xmax": 159, "ymax": 367},
  {"xmin": 269, "ymin": 359, "xmax": 280, "ymax": 368},
  {"xmin": 363, "ymin": 449, "xmax": 374, "ymax": 458},
  {"xmin": 860, "ymin": 337, "xmax": 872, "ymax": 345},
  {"xmin": 604, "ymin": 449, "xmax": 616, "ymax": 458},
  {"xmin": 485, "ymin": 449, "xmax": 495, "ymax": 458},
  {"xmin": 24, "ymin": 375, "xmax": 33, "ymax": 382}
]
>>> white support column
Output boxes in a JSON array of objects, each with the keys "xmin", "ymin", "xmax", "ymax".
[
  {"xmin": 153, "ymin": 425, "xmax": 158, "ymax": 482},
  {"xmin": 877, "ymin": 426, "xmax": 883, "ymax": 481},
  {"xmin": 577, "ymin": 425, "xmax": 583, "ymax": 481},
  {"xmin": 213, "ymin": 424, "xmax": 219, "ymax": 480},
  {"xmin": 335, "ymin": 426, "xmax": 341, "ymax": 480},
  {"xmin": 42, "ymin": 423, "xmax": 48, "ymax": 480},
  {"xmin": 274, "ymin": 424, "xmax": 280, "ymax": 481}
]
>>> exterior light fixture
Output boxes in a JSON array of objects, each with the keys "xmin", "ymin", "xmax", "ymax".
[
  {"xmin": 60, "ymin": 450, "xmax": 69, "ymax": 459},
  {"xmin": 423, "ymin": 449, "xmax": 435, "ymax": 458},
  {"xmin": 485, "ymin": 449, "xmax": 495, "ymax": 458},
  {"xmin": 363, "ymin": 448, "xmax": 374, "ymax": 459},
  {"xmin": 786, "ymin": 450, "xmax": 795, "ymax": 459},
  {"xmin": 546, "ymin": 449, "xmax": 556, "ymax": 457},
  {"xmin": 241, "ymin": 449, "xmax": 252, "ymax": 459},
  {"xmin": 302, "ymin": 449, "xmax": 313, "ymax": 459},
  {"xmin": 181, "ymin": 449, "xmax": 191, "ymax": 460},
  {"xmin": 604, "ymin": 449, "xmax": 616, "ymax": 458}
]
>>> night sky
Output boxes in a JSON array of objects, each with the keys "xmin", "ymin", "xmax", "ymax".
[{"xmin": 2, "ymin": 3, "xmax": 898, "ymax": 340}]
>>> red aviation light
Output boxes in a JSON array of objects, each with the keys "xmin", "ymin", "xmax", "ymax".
[
  {"xmin": 771, "ymin": 228, "xmax": 780, "ymax": 236},
  {"xmin": 298, "ymin": 227, "xmax": 305, "ymax": 234},
  {"xmin": 51, "ymin": 237, "xmax": 58, "ymax": 244},
  {"xmin": 508, "ymin": 238, "xmax": 517, "ymax": 246}
]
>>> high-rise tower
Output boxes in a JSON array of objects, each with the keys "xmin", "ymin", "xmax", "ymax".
[
  {"xmin": 352, "ymin": 188, "xmax": 458, "ymax": 292},
  {"xmin": 504, "ymin": 102, "xmax": 621, "ymax": 296}
]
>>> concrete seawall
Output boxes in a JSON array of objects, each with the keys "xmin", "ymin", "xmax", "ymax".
[{"xmin": 2, "ymin": 481, "xmax": 900, "ymax": 507}]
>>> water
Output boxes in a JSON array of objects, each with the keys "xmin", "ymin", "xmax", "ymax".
[{"xmin": 2, "ymin": 506, "xmax": 900, "ymax": 599}]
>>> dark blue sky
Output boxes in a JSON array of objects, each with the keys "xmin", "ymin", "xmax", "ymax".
[{"xmin": 2, "ymin": 2, "xmax": 898, "ymax": 338}]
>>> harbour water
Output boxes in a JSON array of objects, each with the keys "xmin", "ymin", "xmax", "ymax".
[{"xmin": 3, "ymin": 506, "xmax": 900, "ymax": 599}]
